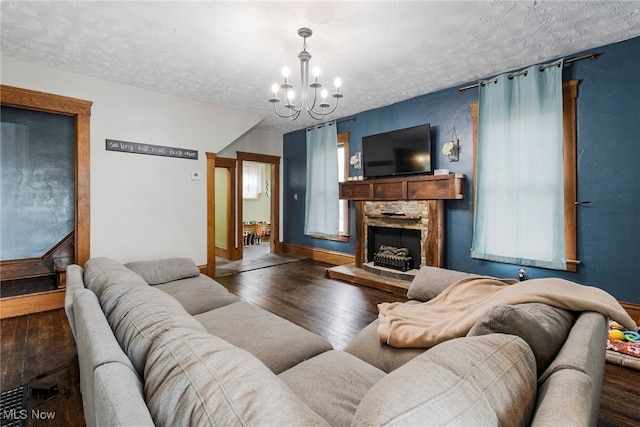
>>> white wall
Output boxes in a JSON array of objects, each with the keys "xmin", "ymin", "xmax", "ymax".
[
  {"xmin": 218, "ymin": 127, "xmax": 283, "ymax": 158},
  {"xmin": 1, "ymin": 57, "xmax": 264, "ymax": 265}
]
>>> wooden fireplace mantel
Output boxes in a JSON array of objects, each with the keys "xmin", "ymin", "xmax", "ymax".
[{"xmin": 339, "ymin": 173, "xmax": 464, "ymax": 201}]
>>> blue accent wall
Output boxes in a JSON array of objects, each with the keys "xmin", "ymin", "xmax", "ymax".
[{"xmin": 283, "ymin": 36, "xmax": 640, "ymax": 303}]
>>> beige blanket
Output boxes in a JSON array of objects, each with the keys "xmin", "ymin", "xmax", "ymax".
[{"xmin": 378, "ymin": 276, "xmax": 636, "ymax": 348}]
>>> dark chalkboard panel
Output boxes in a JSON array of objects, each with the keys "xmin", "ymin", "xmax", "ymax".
[
  {"xmin": 106, "ymin": 139, "xmax": 198, "ymax": 160},
  {"xmin": 1, "ymin": 106, "xmax": 75, "ymax": 260}
]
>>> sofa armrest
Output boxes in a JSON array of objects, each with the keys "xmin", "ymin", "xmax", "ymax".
[
  {"xmin": 94, "ymin": 362, "xmax": 154, "ymax": 427},
  {"xmin": 64, "ymin": 264, "xmax": 85, "ymax": 343},
  {"xmin": 530, "ymin": 369, "xmax": 594, "ymax": 427},
  {"xmin": 536, "ymin": 311, "xmax": 607, "ymax": 427}
]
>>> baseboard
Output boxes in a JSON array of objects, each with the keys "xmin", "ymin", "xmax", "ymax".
[
  {"xmin": 214, "ymin": 247, "xmax": 228, "ymax": 258},
  {"xmin": 0, "ymin": 289, "xmax": 65, "ymax": 319},
  {"xmin": 281, "ymin": 243, "xmax": 355, "ymax": 266},
  {"xmin": 620, "ymin": 301, "xmax": 640, "ymax": 324}
]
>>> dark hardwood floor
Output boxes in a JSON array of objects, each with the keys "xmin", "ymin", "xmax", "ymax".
[
  {"xmin": 1, "ymin": 308, "xmax": 84, "ymax": 426},
  {"xmin": 1, "ymin": 258, "xmax": 638, "ymax": 426}
]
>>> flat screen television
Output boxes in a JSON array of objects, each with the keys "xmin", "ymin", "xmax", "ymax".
[{"xmin": 362, "ymin": 123, "xmax": 432, "ymax": 179}]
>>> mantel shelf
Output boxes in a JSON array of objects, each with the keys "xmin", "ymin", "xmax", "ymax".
[
  {"xmin": 339, "ymin": 174, "xmax": 465, "ymax": 201},
  {"xmin": 367, "ymin": 214, "xmax": 422, "ymax": 220}
]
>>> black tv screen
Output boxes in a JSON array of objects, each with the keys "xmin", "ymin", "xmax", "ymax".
[{"xmin": 362, "ymin": 123, "xmax": 432, "ymax": 179}]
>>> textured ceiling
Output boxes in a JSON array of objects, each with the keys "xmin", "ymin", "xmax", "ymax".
[{"xmin": 2, "ymin": 1, "xmax": 639, "ymax": 133}]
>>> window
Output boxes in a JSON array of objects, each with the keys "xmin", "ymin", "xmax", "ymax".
[
  {"xmin": 337, "ymin": 132, "xmax": 350, "ymax": 238},
  {"xmin": 471, "ymin": 80, "xmax": 579, "ymax": 271},
  {"xmin": 311, "ymin": 131, "xmax": 350, "ymax": 242},
  {"xmin": 242, "ymin": 161, "xmax": 264, "ymax": 199}
]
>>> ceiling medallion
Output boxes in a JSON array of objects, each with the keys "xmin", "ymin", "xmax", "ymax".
[{"xmin": 269, "ymin": 28, "xmax": 343, "ymax": 121}]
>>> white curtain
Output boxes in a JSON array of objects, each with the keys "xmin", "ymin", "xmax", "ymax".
[
  {"xmin": 243, "ymin": 161, "xmax": 264, "ymax": 199},
  {"xmin": 305, "ymin": 121, "xmax": 339, "ymax": 237},
  {"xmin": 472, "ymin": 60, "xmax": 566, "ymax": 270}
]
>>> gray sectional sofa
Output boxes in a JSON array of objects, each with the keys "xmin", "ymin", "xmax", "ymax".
[{"xmin": 65, "ymin": 257, "xmax": 608, "ymax": 427}]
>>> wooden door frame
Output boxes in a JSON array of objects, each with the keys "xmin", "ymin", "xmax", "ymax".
[
  {"xmin": 0, "ymin": 85, "xmax": 92, "ymax": 266},
  {"xmin": 237, "ymin": 151, "xmax": 281, "ymax": 259},
  {"xmin": 206, "ymin": 151, "xmax": 282, "ymax": 276},
  {"xmin": 215, "ymin": 157, "xmax": 239, "ymax": 260}
]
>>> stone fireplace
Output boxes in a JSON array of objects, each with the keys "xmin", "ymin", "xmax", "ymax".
[{"xmin": 363, "ymin": 199, "xmax": 444, "ymax": 274}]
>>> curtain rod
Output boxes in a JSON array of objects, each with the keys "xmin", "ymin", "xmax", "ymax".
[
  {"xmin": 457, "ymin": 53, "xmax": 601, "ymax": 94},
  {"xmin": 307, "ymin": 115, "xmax": 357, "ymax": 131}
]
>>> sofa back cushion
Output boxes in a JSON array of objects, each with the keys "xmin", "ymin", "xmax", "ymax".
[
  {"xmin": 406, "ymin": 266, "xmax": 472, "ymax": 302},
  {"xmin": 144, "ymin": 327, "xmax": 330, "ymax": 426},
  {"xmin": 125, "ymin": 257, "xmax": 200, "ymax": 285},
  {"xmin": 467, "ymin": 303, "xmax": 575, "ymax": 376},
  {"xmin": 352, "ymin": 334, "xmax": 537, "ymax": 427},
  {"xmin": 100, "ymin": 282, "xmax": 206, "ymax": 376},
  {"xmin": 84, "ymin": 257, "xmax": 147, "ymax": 298}
]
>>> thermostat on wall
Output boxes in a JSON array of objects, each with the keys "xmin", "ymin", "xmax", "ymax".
[{"xmin": 191, "ymin": 172, "xmax": 201, "ymax": 181}]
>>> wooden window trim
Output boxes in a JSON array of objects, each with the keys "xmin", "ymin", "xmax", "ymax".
[{"xmin": 471, "ymin": 79, "xmax": 579, "ymax": 272}]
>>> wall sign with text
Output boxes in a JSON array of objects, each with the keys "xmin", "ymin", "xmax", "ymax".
[{"xmin": 105, "ymin": 139, "xmax": 198, "ymax": 160}]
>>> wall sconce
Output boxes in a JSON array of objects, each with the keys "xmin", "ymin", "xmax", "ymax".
[
  {"xmin": 350, "ymin": 150, "xmax": 362, "ymax": 170},
  {"xmin": 442, "ymin": 127, "xmax": 459, "ymax": 162}
]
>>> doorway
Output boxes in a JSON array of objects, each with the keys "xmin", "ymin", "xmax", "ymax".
[
  {"xmin": 237, "ymin": 151, "xmax": 281, "ymax": 259},
  {"xmin": 206, "ymin": 151, "xmax": 281, "ymax": 277}
]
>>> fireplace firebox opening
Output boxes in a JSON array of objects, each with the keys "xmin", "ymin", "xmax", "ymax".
[{"xmin": 367, "ymin": 226, "xmax": 422, "ymax": 271}]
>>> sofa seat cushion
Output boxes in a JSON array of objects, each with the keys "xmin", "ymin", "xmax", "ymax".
[
  {"xmin": 406, "ymin": 266, "xmax": 472, "ymax": 302},
  {"xmin": 194, "ymin": 301, "xmax": 333, "ymax": 374},
  {"xmin": 467, "ymin": 303, "xmax": 575, "ymax": 376},
  {"xmin": 84, "ymin": 257, "xmax": 148, "ymax": 298},
  {"xmin": 144, "ymin": 327, "xmax": 330, "ymax": 427},
  {"xmin": 154, "ymin": 275, "xmax": 239, "ymax": 315},
  {"xmin": 100, "ymin": 282, "xmax": 206, "ymax": 376},
  {"xmin": 125, "ymin": 257, "xmax": 200, "ymax": 285},
  {"xmin": 352, "ymin": 334, "xmax": 537, "ymax": 427},
  {"xmin": 279, "ymin": 350, "xmax": 385, "ymax": 427},
  {"xmin": 345, "ymin": 319, "xmax": 425, "ymax": 373}
]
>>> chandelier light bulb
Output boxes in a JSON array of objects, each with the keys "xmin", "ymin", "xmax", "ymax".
[
  {"xmin": 271, "ymin": 83, "xmax": 279, "ymax": 94},
  {"xmin": 334, "ymin": 77, "xmax": 342, "ymax": 88},
  {"xmin": 312, "ymin": 66, "xmax": 321, "ymax": 77},
  {"xmin": 287, "ymin": 90, "xmax": 295, "ymax": 100},
  {"xmin": 282, "ymin": 66, "xmax": 290, "ymax": 78},
  {"xmin": 321, "ymin": 89, "xmax": 328, "ymax": 99}
]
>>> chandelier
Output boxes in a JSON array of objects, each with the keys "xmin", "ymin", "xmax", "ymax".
[{"xmin": 269, "ymin": 28, "xmax": 343, "ymax": 121}]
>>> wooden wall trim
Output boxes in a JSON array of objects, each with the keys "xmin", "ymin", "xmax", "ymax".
[
  {"xmin": 282, "ymin": 243, "xmax": 355, "ymax": 266},
  {"xmin": 1, "ymin": 84, "xmax": 92, "ymax": 267},
  {"xmin": 621, "ymin": 302, "xmax": 640, "ymax": 324},
  {"xmin": 206, "ymin": 152, "xmax": 216, "ymax": 277},
  {"xmin": 0, "ymin": 85, "xmax": 92, "ymax": 116},
  {"xmin": 0, "ymin": 290, "xmax": 65, "ymax": 319}
]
